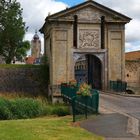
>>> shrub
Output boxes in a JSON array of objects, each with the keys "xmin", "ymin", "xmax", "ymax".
[
  {"xmin": 52, "ymin": 105, "xmax": 70, "ymax": 116},
  {"xmin": 0, "ymin": 98, "xmax": 43, "ymax": 120},
  {"xmin": 0, "ymin": 98, "xmax": 13, "ymax": 120},
  {"xmin": 0, "ymin": 97, "xmax": 70, "ymax": 120},
  {"xmin": 10, "ymin": 98, "xmax": 43, "ymax": 119},
  {"xmin": 43, "ymin": 104, "xmax": 70, "ymax": 116}
]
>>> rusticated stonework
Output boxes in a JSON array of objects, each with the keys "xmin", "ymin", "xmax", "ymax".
[{"xmin": 79, "ymin": 29, "xmax": 100, "ymax": 48}]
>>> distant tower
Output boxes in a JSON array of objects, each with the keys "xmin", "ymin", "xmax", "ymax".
[{"xmin": 31, "ymin": 31, "xmax": 41, "ymax": 58}]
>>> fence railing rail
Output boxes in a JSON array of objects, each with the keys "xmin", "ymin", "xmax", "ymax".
[
  {"xmin": 61, "ymin": 84, "xmax": 99, "ymax": 122},
  {"xmin": 110, "ymin": 80, "xmax": 127, "ymax": 92}
]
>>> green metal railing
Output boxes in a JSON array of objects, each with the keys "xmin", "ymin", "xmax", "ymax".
[
  {"xmin": 110, "ymin": 80, "xmax": 127, "ymax": 92},
  {"xmin": 61, "ymin": 84, "xmax": 99, "ymax": 122}
]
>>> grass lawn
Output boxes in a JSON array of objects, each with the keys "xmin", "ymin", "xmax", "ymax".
[{"xmin": 0, "ymin": 116, "xmax": 104, "ymax": 140}]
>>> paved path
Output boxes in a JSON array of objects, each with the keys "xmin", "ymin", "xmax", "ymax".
[
  {"xmin": 99, "ymin": 93, "xmax": 140, "ymax": 119},
  {"xmin": 81, "ymin": 113, "xmax": 138, "ymax": 140},
  {"xmin": 80, "ymin": 93, "xmax": 140, "ymax": 140}
]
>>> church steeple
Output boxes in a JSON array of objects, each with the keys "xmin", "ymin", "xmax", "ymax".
[
  {"xmin": 33, "ymin": 30, "xmax": 39, "ymax": 40},
  {"xmin": 31, "ymin": 30, "xmax": 41, "ymax": 59}
]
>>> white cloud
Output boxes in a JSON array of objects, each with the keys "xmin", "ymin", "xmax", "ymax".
[
  {"xmin": 97, "ymin": 0, "xmax": 140, "ymax": 52},
  {"xmin": 18, "ymin": 0, "xmax": 68, "ymax": 54},
  {"xmin": 97, "ymin": 0, "xmax": 140, "ymax": 18},
  {"xmin": 126, "ymin": 19, "xmax": 140, "ymax": 43},
  {"xmin": 125, "ymin": 42, "xmax": 140, "ymax": 52},
  {"xmin": 19, "ymin": 0, "xmax": 67, "ymax": 32}
]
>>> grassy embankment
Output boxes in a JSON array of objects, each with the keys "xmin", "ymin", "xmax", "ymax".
[{"xmin": 0, "ymin": 116, "xmax": 104, "ymax": 140}]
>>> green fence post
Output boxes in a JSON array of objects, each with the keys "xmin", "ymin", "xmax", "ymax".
[
  {"xmin": 95, "ymin": 91, "xmax": 99, "ymax": 114},
  {"xmin": 85, "ymin": 96, "xmax": 88, "ymax": 119},
  {"xmin": 110, "ymin": 81, "xmax": 113, "ymax": 90},
  {"xmin": 72, "ymin": 96, "xmax": 76, "ymax": 122}
]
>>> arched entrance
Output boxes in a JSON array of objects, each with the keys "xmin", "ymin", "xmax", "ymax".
[
  {"xmin": 87, "ymin": 54, "xmax": 102, "ymax": 90},
  {"xmin": 74, "ymin": 55, "xmax": 88, "ymax": 84},
  {"xmin": 74, "ymin": 54, "xmax": 102, "ymax": 90}
]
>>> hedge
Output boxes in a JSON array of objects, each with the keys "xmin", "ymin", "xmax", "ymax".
[{"xmin": 0, "ymin": 98, "xmax": 70, "ymax": 120}]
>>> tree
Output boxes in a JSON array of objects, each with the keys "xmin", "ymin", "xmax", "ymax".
[
  {"xmin": 0, "ymin": 0, "xmax": 30, "ymax": 64},
  {"xmin": 15, "ymin": 40, "xmax": 30, "ymax": 62}
]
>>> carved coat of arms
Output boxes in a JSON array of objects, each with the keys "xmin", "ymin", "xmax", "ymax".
[{"xmin": 79, "ymin": 29, "xmax": 100, "ymax": 49}]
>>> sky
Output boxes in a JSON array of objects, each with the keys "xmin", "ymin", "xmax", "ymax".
[{"xmin": 18, "ymin": 0, "xmax": 140, "ymax": 54}]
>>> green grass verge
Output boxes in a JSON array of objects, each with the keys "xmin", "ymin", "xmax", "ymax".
[{"xmin": 0, "ymin": 116, "xmax": 104, "ymax": 140}]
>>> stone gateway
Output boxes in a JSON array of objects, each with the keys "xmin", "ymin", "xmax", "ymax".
[{"xmin": 40, "ymin": 0, "xmax": 131, "ymax": 101}]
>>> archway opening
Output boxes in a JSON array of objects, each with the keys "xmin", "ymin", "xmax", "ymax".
[
  {"xmin": 87, "ymin": 54, "xmax": 102, "ymax": 90},
  {"xmin": 74, "ymin": 55, "xmax": 88, "ymax": 84},
  {"xmin": 74, "ymin": 54, "xmax": 102, "ymax": 90}
]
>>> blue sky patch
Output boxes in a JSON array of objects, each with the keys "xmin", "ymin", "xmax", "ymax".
[{"xmin": 56, "ymin": 0, "xmax": 84, "ymax": 7}]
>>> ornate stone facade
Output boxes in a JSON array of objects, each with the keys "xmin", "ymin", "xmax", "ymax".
[{"xmin": 40, "ymin": 0, "xmax": 131, "ymax": 101}]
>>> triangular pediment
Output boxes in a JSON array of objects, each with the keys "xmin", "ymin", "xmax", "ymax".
[
  {"xmin": 47, "ymin": 1, "xmax": 131, "ymax": 23},
  {"xmin": 61, "ymin": 6, "xmax": 120, "ymax": 22}
]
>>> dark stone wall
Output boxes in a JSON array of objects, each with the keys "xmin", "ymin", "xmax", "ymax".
[{"xmin": 0, "ymin": 67, "xmax": 48, "ymax": 96}]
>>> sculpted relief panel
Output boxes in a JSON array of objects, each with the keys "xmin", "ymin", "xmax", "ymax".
[{"xmin": 79, "ymin": 29, "xmax": 100, "ymax": 49}]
